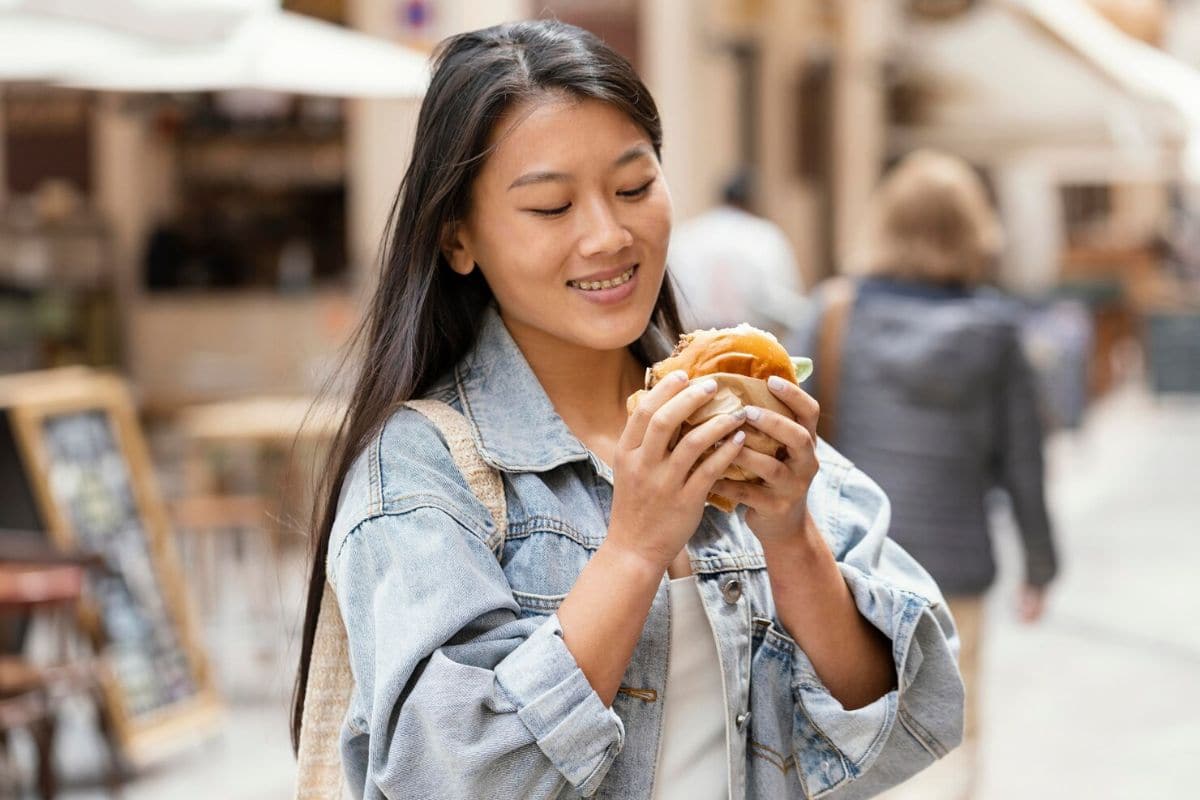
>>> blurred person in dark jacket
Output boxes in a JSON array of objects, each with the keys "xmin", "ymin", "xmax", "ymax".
[{"xmin": 789, "ymin": 149, "xmax": 1059, "ymax": 800}]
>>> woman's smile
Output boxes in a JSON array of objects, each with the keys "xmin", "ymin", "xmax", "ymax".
[{"xmin": 567, "ymin": 264, "xmax": 640, "ymax": 304}]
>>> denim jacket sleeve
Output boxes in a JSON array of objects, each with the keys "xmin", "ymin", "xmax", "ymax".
[
  {"xmin": 763, "ymin": 447, "xmax": 966, "ymax": 797},
  {"xmin": 327, "ymin": 421, "xmax": 624, "ymax": 798}
]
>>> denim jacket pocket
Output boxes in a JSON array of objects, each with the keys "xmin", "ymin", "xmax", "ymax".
[
  {"xmin": 749, "ymin": 617, "xmax": 849, "ymax": 798},
  {"xmin": 511, "ymin": 589, "xmax": 569, "ymax": 619}
]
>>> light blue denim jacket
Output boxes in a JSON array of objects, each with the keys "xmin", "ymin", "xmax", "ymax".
[{"xmin": 327, "ymin": 302, "xmax": 964, "ymax": 799}]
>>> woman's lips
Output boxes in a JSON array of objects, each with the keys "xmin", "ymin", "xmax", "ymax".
[{"xmin": 567, "ymin": 264, "xmax": 639, "ymax": 305}]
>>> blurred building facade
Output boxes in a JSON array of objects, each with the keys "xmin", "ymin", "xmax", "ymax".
[{"xmin": 2, "ymin": 0, "xmax": 1198, "ymax": 410}]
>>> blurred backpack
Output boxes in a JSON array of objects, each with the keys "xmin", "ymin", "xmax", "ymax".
[{"xmin": 814, "ymin": 276, "xmax": 857, "ymax": 444}]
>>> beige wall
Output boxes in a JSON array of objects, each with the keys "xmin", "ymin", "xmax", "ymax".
[
  {"xmin": 641, "ymin": 0, "xmax": 888, "ymax": 287},
  {"xmin": 756, "ymin": 0, "xmax": 826, "ymax": 286},
  {"xmin": 126, "ymin": 291, "xmax": 359, "ymax": 410},
  {"xmin": 344, "ymin": 0, "xmax": 421, "ymax": 298},
  {"xmin": 92, "ymin": 92, "xmax": 178, "ymax": 379},
  {"xmin": 345, "ymin": 0, "xmax": 529, "ymax": 296},
  {"xmin": 640, "ymin": 0, "xmax": 740, "ymax": 224},
  {"xmin": 0, "ymin": 89, "xmax": 6, "ymax": 206},
  {"xmin": 832, "ymin": 0, "xmax": 888, "ymax": 274}
]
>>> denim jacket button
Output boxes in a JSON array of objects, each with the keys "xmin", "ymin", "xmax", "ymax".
[
  {"xmin": 736, "ymin": 711, "xmax": 751, "ymax": 731},
  {"xmin": 721, "ymin": 578, "xmax": 742, "ymax": 604}
]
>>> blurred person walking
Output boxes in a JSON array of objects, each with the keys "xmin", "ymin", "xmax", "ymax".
[
  {"xmin": 669, "ymin": 171, "xmax": 807, "ymax": 339},
  {"xmin": 790, "ymin": 150, "xmax": 1060, "ymax": 800},
  {"xmin": 291, "ymin": 22, "xmax": 966, "ymax": 800}
]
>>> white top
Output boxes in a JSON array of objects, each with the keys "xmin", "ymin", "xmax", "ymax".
[
  {"xmin": 651, "ymin": 575, "xmax": 729, "ymax": 800},
  {"xmin": 669, "ymin": 205, "xmax": 808, "ymax": 333}
]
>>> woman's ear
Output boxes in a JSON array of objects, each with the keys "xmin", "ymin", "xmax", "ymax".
[{"xmin": 440, "ymin": 221, "xmax": 476, "ymax": 276}]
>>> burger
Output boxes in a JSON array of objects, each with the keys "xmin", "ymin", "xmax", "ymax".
[{"xmin": 626, "ymin": 324, "xmax": 813, "ymax": 512}]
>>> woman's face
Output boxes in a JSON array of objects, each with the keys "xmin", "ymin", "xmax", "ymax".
[{"xmin": 444, "ymin": 95, "xmax": 672, "ymax": 353}]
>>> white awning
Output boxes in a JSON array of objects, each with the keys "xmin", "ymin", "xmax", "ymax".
[
  {"xmin": 0, "ymin": 0, "xmax": 430, "ymax": 98},
  {"xmin": 1006, "ymin": 0, "xmax": 1200, "ymax": 180},
  {"xmin": 895, "ymin": 0, "xmax": 1200, "ymax": 180}
]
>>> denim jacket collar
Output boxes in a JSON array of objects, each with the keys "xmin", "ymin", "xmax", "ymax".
[{"xmin": 453, "ymin": 301, "xmax": 674, "ymax": 474}]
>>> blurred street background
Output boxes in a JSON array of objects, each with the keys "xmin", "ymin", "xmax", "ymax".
[{"xmin": 1, "ymin": 0, "xmax": 1199, "ymax": 798}]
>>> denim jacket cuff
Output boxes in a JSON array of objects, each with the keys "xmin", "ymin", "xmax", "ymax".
[
  {"xmin": 786, "ymin": 564, "xmax": 933, "ymax": 776},
  {"xmin": 494, "ymin": 612, "xmax": 625, "ymax": 795}
]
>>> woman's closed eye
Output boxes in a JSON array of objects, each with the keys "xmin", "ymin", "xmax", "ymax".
[
  {"xmin": 529, "ymin": 202, "xmax": 572, "ymax": 217},
  {"xmin": 617, "ymin": 177, "xmax": 655, "ymax": 199},
  {"xmin": 526, "ymin": 178, "xmax": 656, "ymax": 217}
]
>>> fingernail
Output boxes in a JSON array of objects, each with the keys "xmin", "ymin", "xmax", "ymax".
[
  {"xmin": 768, "ymin": 376, "xmax": 788, "ymax": 391},
  {"xmin": 732, "ymin": 431, "xmax": 746, "ymax": 444},
  {"xmin": 700, "ymin": 378, "xmax": 718, "ymax": 394},
  {"xmin": 670, "ymin": 370, "xmax": 688, "ymax": 384},
  {"xmin": 745, "ymin": 406, "xmax": 762, "ymax": 421}
]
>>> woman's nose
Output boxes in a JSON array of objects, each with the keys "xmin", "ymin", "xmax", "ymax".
[{"xmin": 577, "ymin": 199, "xmax": 633, "ymax": 258}]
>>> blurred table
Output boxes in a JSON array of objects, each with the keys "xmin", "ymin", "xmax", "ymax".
[
  {"xmin": 173, "ymin": 395, "xmax": 344, "ymax": 539},
  {"xmin": 176, "ymin": 395, "xmax": 344, "ymax": 447}
]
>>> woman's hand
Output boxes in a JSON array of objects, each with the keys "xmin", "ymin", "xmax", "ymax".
[
  {"xmin": 608, "ymin": 370, "xmax": 748, "ymax": 571},
  {"xmin": 1017, "ymin": 583, "xmax": 1047, "ymax": 623},
  {"xmin": 712, "ymin": 375, "xmax": 822, "ymax": 546}
]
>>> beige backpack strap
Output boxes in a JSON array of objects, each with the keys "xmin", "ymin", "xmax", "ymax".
[
  {"xmin": 294, "ymin": 399, "xmax": 506, "ymax": 799},
  {"xmin": 815, "ymin": 276, "xmax": 857, "ymax": 445},
  {"xmin": 295, "ymin": 584, "xmax": 354, "ymax": 799},
  {"xmin": 405, "ymin": 398, "xmax": 508, "ymax": 553}
]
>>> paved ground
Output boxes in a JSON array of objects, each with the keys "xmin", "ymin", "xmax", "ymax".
[
  {"xmin": 977, "ymin": 385, "xmax": 1200, "ymax": 799},
  {"xmin": 11, "ymin": 382, "xmax": 1199, "ymax": 799}
]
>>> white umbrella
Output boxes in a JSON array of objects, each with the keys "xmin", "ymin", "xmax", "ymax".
[
  {"xmin": 0, "ymin": 0, "xmax": 430, "ymax": 98},
  {"xmin": 1005, "ymin": 0, "xmax": 1200, "ymax": 181}
]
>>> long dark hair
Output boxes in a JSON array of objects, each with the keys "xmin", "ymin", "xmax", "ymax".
[{"xmin": 292, "ymin": 19, "xmax": 686, "ymax": 750}]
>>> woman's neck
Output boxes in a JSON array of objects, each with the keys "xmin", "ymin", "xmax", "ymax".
[{"xmin": 501, "ymin": 314, "xmax": 646, "ymax": 437}]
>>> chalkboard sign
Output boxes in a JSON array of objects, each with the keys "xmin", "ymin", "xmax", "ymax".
[{"xmin": 0, "ymin": 368, "xmax": 221, "ymax": 763}]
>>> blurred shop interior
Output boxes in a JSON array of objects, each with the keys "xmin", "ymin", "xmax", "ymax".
[{"xmin": 2, "ymin": 0, "xmax": 1200, "ymax": 797}]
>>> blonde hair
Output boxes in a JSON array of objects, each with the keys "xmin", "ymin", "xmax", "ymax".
[{"xmin": 850, "ymin": 149, "xmax": 1003, "ymax": 285}]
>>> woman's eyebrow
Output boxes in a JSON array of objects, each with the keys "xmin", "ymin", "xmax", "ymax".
[
  {"xmin": 612, "ymin": 144, "xmax": 653, "ymax": 168},
  {"xmin": 507, "ymin": 144, "xmax": 654, "ymax": 191},
  {"xmin": 508, "ymin": 170, "xmax": 569, "ymax": 191}
]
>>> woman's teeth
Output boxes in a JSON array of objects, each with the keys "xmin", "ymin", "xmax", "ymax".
[{"xmin": 568, "ymin": 266, "xmax": 636, "ymax": 291}]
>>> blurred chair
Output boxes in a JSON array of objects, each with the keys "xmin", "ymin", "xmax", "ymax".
[
  {"xmin": 169, "ymin": 396, "xmax": 342, "ymax": 691},
  {"xmin": 0, "ymin": 536, "xmax": 113, "ymax": 799}
]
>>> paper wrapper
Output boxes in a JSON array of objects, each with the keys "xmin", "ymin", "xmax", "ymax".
[{"xmin": 627, "ymin": 368, "xmax": 808, "ymax": 513}]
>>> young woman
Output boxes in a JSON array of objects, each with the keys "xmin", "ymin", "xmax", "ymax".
[{"xmin": 292, "ymin": 21, "xmax": 963, "ymax": 800}]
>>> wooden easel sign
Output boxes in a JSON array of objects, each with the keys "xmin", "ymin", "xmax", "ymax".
[{"xmin": 0, "ymin": 369, "xmax": 222, "ymax": 764}]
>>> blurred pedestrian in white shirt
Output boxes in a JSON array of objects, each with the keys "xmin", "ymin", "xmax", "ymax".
[{"xmin": 668, "ymin": 171, "xmax": 808, "ymax": 337}]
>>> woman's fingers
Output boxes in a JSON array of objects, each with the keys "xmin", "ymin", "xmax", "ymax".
[
  {"xmin": 765, "ymin": 376, "xmax": 820, "ymax": 438},
  {"xmin": 684, "ymin": 431, "xmax": 746, "ymax": 498},
  {"xmin": 710, "ymin": 478, "xmax": 790, "ymax": 517},
  {"xmin": 667, "ymin": 410, "xmax": 747, "ymax": 475},
  {"xmin": 637, "ymin": 377, "xmax": 721, "ymax": 458},
  {"xmin": 741, "ymin": 404, "xmax": 814, "ymax": 465},
  {"xmin": 728, "ymin": 444, "xmax": 791, "ymax": 486},
  {"xmin": 620, "ymin": 370, "xmax": 688, "ymax": 450}
]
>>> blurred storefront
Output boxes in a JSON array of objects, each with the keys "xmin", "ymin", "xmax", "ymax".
[
  {"xmin": 0, "ymin": 0, "xmax": 886, "ymax": 408},
  {"xmin": 0, "ymin": 0, "xmax": 430, "ymax": 412},
  {"xmin": 4, "ymin": 0, "xmax": 1200, "ymax": 410}
]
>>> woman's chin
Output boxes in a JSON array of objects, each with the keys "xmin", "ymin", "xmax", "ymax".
[{"xmin": 589, "ymin": 308, "xmax": 659, "ymax": 351}]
